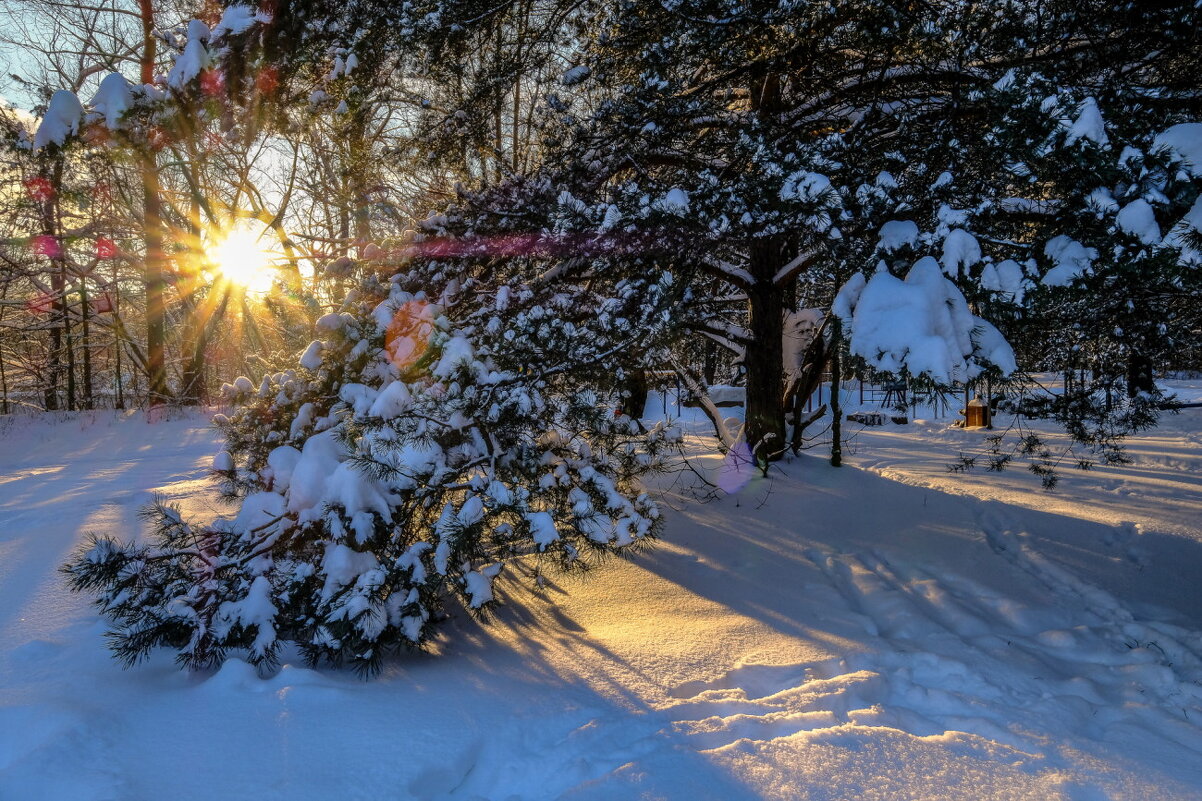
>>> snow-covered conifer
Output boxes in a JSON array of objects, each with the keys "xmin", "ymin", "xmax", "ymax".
[{"xmin": 64, "ymin": 250, "xmax": 681, "ymax": 674}]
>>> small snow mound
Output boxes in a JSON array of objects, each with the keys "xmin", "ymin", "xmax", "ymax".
[
  {"xmin": 659, "ymin": 188, "xmax": 690, "ymax": 214},
  {"xmin": 203, "ymin": 657, "xmax": 261, "ymax": 690},
  {"xmin": 211, "ymin": 5, "xmax": 257, "ymax": 38},
  {"xmin": 876, "ymin": 220, "xmax": 919, "ymax": 252},
  {"xmin": 1041, "ymin": 235, "xmax": 1097, "ymax": 286},
  {"xmin": 299, "ymin": 340, "xmax": 324, "ymax": 371},
  {"xmin": 34, "ymin": 90, "xmax": 83, "ymax": 149},
  {"xmin": 940, "ymin": 229, "xmax": 981, "ymax": 277},
  {"xmin": 1153, "ymin": 123, "xmax": 1202, "ymax": 177},
  {"xmin": 1064, "ymin": 97, "xmax": 1108, "ymax": 147},
  {"xmin": 1115, "ymin": 199, "xmax": 1161, "ymax": 245},
  {"xmin": 90, "ymin": 73, "xmax": 133, "ymax": 130}
]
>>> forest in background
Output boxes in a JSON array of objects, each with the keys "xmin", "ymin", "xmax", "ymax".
[{"xmin": 1, "ymin": 0, "xmax": 1199, "ymax": 459}]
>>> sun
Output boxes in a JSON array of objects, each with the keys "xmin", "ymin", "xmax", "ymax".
[{"xmin": 209, "ymin": 225, "xmax": 276, "ymax": 293}]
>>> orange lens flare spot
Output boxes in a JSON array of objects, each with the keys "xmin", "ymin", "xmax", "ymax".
[{"xmin": 384, "ymin": 299, "xmax": 435, "ymax": 371}]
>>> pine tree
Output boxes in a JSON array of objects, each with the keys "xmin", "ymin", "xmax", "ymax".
[
  {"xmin": 515, "ymin": 0, "xmax": 1201, "ymax": 463},
  {"xmin": 63, "ymin": 235, "xmax": 682, "ymax": 674}
]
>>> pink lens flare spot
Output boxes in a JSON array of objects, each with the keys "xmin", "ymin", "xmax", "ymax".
[
  {"xmin": 32, "ymin": 235, "xmax": 61, "ymax": 259},
  {"xmin": 24, "ymin": 177, "xmax": 54, "ymax": 203},
  {"xmin": 200, "ymin": 69, "xmax": 226, "ymax": 97},
  {"xmin": 717, "ymin": 439, "xmax": 755, "ymax": 494},
  {"xmin": 255, "ymin": 66, "xmax": 279, "ymax": 95},
  {"xmin": 27, "ymin": 293, "xmax": 54, "ymax": 314}
]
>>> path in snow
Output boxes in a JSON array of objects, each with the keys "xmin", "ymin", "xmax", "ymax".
[{"xmin": 1, "ymin": 408, "xmax": 1201, "ymax": 799}]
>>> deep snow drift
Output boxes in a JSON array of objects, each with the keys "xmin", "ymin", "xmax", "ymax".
[{"xmin": 1, "ymin": 395, "xmax": 1201, "ymax": 800}]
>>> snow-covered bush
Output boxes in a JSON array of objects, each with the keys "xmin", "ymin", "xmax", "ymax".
[{"xmin": 64, "ymin": 261, "xmax": 681, "ymax": 675}]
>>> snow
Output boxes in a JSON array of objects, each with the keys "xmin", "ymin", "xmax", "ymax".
[
  {"xmin": 432, "ymin": 336, "xmax": 474, "ymax": 378},
  {"xmin": 464, "ymin": 563, "xmax": 502, "ymax": 608},
  {"xmin": 1087, "ymin": 187, "xmax": 1119, "ymax": 214},
  {"xmin": 217, "ymin": 575, "xmax": 277, "ymax": 659},
  {"xmin": 211, "ymin": 6, "xmax": 257, "ymax": 38},
  {"xmin": 367, "ymin": 380, "xmax": 412, "ymax": 418},
  {"xmin": 1064, "ymin": 96, "xmax": 1108, "ymax": 147},
  {"xmin": 562, "ymin": 65, "xmax": 590, "ymax": 86},
  {"xmin": 875, "ymin": 219, "xmax": 919, "ymax": 251},
  {"xmin": 1166, "ymin": 196, "xmax": 1202, "ymax": 263},
  {"xmin": 3, "ymin": 405, "xmax": 1202, "ymax": 799},
  {"xmin": 88, "ymin": 74, "xmax": 133, "ymax": 130},
  {"xmin": 527, "ymin": 511, "xmax": 560, "ymax": 549},
  {"xmin": 286, "ymin": 429, "xmax": 346, "ymax": 514},
  {"xmin": 659, "ymin": 187, "xmax": 691, "ymax": 214},
  {"xmin": 33, "ymin": 90, "xmax": 83, "ymax": 150},
  {"xmin": 707, "ymin": 385, "xmax": 746, "ymax": 405},
  {"xmin": 212, "ymin": 450, "xmax": 233, "ymax": 471},
  {"xmin": 839, "ymin": 257, "xmax": 1015, "ymax": 383},
  {"xmin": 265, "ymin": 445, "xmax": 301, "ymax": 491},
  {"xmin": 298, "ymin": 340, "xmax": 324, "ymax": 370},
  {"xmin": 1041, "ymin": 234, "xmax": 1097, "ymax": 286},
  {"xmin": 1115, "ymin": 199, "xmax": 1162, "ymax": 245},
  {"xmin": 167, "ymin": 22, "xmax": 211, "ymax": 90},
  {"xmin": 939, "ymin": 228, "xmax": 981, "ymax": 277},
  {"xmin": 782, "ymin": 309, "xmax": 822, "ymax": 385},
  {"xmin": 1153, "ymin": 123, "xmax": 1202, "ymax": 177},
  {"xmin": 979, "ymin": 258, "xmax": 1025, "ymax": 303},
  {"xmin": 779, "ymin": 170, "xmax": 832, "ymax": 204},
  {"xmin": 314, "ymin": 312, "xmax": 346, "ymax": 333}
]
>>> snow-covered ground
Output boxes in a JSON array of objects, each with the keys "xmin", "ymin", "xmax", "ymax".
[{"xmin": 2, "ymin": 392, "xmax": 1201, "ymax": 800}]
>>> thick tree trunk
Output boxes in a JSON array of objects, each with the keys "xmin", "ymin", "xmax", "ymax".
[
  {"xmin": 744, "ymin": 240, "xmax": 786, "ymax": 466},
  {"xmin": 741, "ymin": 67, "xmax": 790, "ymax": 466}
]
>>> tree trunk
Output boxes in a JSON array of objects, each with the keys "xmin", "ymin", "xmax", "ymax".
[
  {"xmin": 80, "ymin": 278, "xmax": 93, "ymax": 409},
  {"xmin": 621, "ymin": 368, "xmax": 649, "ymax": 426},
  {"xmin": 142, "ymin": 153, "xmax": 169, "ymax": 407},
  {"xmin": 39, "ymin": 162, "xmax": 64, "ymax": 410},
  {"xmin": 1126, "ymin": 352, "xmax": 1155, "ymax": 398},
  {"xmin": 139, "ymin": 0, "xmax": 168, "ymax": 409},
  {"xmin": 63, "ymin": 268, "xmax": 76, "ymax": 411},
  {"xmin": 829, "ymin": 318, "xmax": 842, "ymax": 467},
  {"xmin": 744, "ymin": 239, "xmax": 786, "ymax": 466}
]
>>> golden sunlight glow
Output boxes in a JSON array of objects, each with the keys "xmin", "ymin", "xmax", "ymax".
[{"xmin": 209, "ymin": 225, "xmax": 276, "ymax": 293}]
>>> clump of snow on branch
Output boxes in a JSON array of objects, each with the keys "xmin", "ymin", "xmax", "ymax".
[
  {"xmin": 89, "ymin": 74, "xmax": 133, "ymax": 130},
  {"xmin": 1064, "ymin": 97, "xmax": 1109, "ymax": 148},
  {"xmin": 1115, "ymin": 199, "xmax": 1162, "ymax": 245},
  {"xmin": 836, "ymin": 258, "xmax": 1016, "ymax": 384},
  {"xmin": 167, "ymin": 20, "xmax": 211, "ymax": 89},
  {"xmin": 1153, "ymin": 123, "xmax": 1202, "ymax": 177},
  {"xmin": 1041, "ymin": 235, "xmax": 1097, "ymax": 287},
  {"xmin": 33, "ymin": 90, "xmax": 83, "ymax": 149},
  {"xmin": 211, "ymin": 5, "xmax": 270, "ymax": 38},
  {"xmin": 876, "ymin": 220, "xmax": 919, "ymax": 252}
]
